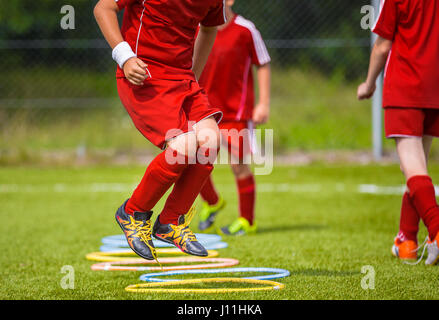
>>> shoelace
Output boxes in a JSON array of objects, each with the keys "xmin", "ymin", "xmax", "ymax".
[
  {"xmin": 402, "ymin": 236, "xmax": 429, "ymax": 266},
  {"xmin": 133, "ymin": 218, "xmax": 160, "ymax": 268},
  {"xmin": 174, "ymin": 207, "xmax": 198, "ymax": 243}
]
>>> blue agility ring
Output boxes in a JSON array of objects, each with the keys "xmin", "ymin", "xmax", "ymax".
[
  {"xmin": 139, "ymin": 267, "xmax": 290, "ymax": 282},
  {"xmin": 99, "ymin": 241, "xmax": 228, "ymax": 253},
  {"xmin": 101, "ymin": 233, "xmax": 222, "ymax": 248}
]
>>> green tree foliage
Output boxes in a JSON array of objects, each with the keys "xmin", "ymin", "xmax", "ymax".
[
  {"xmin": 0, "ymin": 0, "xmax": 372, "ymax": 78},
  {"xmin": 0, "ymin": 0, "xmax": 95, "ymax": 38}
]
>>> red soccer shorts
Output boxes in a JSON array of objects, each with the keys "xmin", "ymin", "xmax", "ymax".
[
  {"xmin": 385, "ymin": 107, "xmax": 439, "ymax": 138},
  {"xmin": 219, "ymin": 121, "xmax": 255, "ymax": 161},
  {"xmin": 117, "ymin": 77, "xmax": 222, "ymax": 149}
]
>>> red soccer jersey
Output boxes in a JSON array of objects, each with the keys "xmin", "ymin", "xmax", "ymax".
[
  {"xmin": 373, "ymin": 0, "xmax": 439, "ymax": 109},
  {"xmin": 198, "ymin": 14, "xmax": 271, "ymax": 121},
  {"xmin": 115, "ymin": 0, "xmax": 226, "ymax": 80}
]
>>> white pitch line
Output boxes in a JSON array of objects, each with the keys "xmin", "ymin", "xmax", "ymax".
[
  {"xmin": 0, "ymin": 183, "xmax": 137, "ymax": 193},
  {"xmin": 0, "ymin": 183, "xmax": 322, "ymax": 194},
  {"xmin": 358, "ymin": 184, "xmax": 439, "ymax": 196},
  {"xmin": 0, "ymin": 182, "xmax": 438, "ymax": 196}
]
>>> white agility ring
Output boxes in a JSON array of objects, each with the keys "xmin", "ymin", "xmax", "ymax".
[
  {"xmin": 101, "ymin": 233, "xmax": 222, "ymax": 248},
  {"xmin": 139, "ymin": 267, "xmax": 291, "ymax": 282}
]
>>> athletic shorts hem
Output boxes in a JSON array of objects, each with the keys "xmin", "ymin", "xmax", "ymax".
[
  {"xmin": 194, "ymin": 111, "xmax": 223, "ymax": 126},
  {"xmin": 384, "ymin": 107, "xmax": 439, "ymax": 139}
]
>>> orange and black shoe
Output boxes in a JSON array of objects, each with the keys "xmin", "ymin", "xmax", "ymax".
[
  {"xmin": 115, "ymin": 199, "xmax": 156, "ymax": 260},
  {"xmin": 391, "ymin": 237, "xmax": 418, "ymax": 261},
  {"xmin": 152, "ymin": 208, "xmax": 208, "ymax": 257}
]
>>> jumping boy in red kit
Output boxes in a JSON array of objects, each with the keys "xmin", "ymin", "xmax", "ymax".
[
  {"xmin": 358, "ymin": 0, "xmax": 439, "ymax": 264},
  {"xmin": 94, "ymin": 0, "xmax": 226, "ymax": 259}
]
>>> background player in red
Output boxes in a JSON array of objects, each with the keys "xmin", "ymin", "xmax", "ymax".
[
  {"xmin": 197, "ymin": 0, "xmax": 271, "ymax": 236},
  {"xmin": 94, "ymin": 0, "xmax": 226, "ymax": 260},
  {"xmin": 358, "ymin": 0, "xmax": 439, "ymax": 265}
]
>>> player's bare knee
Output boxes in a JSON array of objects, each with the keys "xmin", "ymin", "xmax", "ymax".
[
  {"xmin": 195, "ymin": 118, "xmax": 221, "ymax": 150},
  {"xmin": 193, "ymin": 118, "xmax": 220, "ymax": 164},
  {"xmin": 166, "ymin": 132, "xmax": 197, "ymax": 163}
]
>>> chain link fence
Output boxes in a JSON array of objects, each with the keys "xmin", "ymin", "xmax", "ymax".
[{"xmin": 0, "ymin": 0, "xmax": 380, "ymax": 164}]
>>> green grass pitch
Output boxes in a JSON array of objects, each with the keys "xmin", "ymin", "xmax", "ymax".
[{"xmin": 1, "ymin": 163, "xmax": 439, "ymax": 300}]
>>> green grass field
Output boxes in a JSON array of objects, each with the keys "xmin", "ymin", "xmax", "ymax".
[{"xmin": 2, "ymin": 163, "xmax": 439, "ymax": 300}]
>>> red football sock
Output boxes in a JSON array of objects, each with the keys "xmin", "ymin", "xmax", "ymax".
[
  {"xmin": 407, "ymin": 175, "xmax": 439, "ymax": 240},
  {"xmin": 200, "ymin": 175, "xmax": 219, "ymax": 206},
  {"xmin": 237, "ymin": 174, "xmax": 256, "ymax": 225},
  {"xmin": 159, "ymin": 146, "xmax": 219, "ymax": 225},
  {"xmin": 125, "ymin": 149, "xmax": 188, "ymax": 215},
  {"xmin": 398, "ymin": 192, "xmax": 420, "ymax": 243},
  {"xmin": 159, "ymin": 163, "xmax": 214, "ymax": 225}
]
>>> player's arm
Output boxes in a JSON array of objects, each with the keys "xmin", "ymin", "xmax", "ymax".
[
  {"xmin": 94, "ymin": 0, "xmax": 148, "ymax": 85},
  {"xmin": 192, "ymin": 25, "xmax": 218, "ymax": 81},
  {"xmin": 253, "ymin": 63, "xmax": 271, "ymax": 125},
  {"xmin": 357, "ymin": 36, "xmax": 392, "ymax": 100}
]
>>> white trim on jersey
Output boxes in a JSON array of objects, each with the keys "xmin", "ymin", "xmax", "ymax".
[
  {"xmin": 372, "ymin": 0, "xmax": 386, "ymax": 31},
  {"xmin": 135, "ymin": 0, "xmax": 147, "ymax": 55},
  {"xmin": 235, "ymin": 57, "xmax": 252, "ymax": 121},
  {"xmin": 234, "ymin": 15, "xmax": 271, "ymax": 66},
  {"xmin": 383, "ymin": 48, "xmax": 392, "ymax": 80},
  {"xmin": 223, "ymin": 0, "xmax": 227, "ymax": 23}
]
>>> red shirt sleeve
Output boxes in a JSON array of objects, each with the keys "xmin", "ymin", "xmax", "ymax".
[
  {"xmin": 372, "ymin": 0, "xmax": 399, "ymax": 40},
  {"xmin": 201, "ymin": 0, "xmax": 226, "ymax": 27},
  {"xmin": 114, "ymin": 0, "xmax": 138, "ymax": 10}
]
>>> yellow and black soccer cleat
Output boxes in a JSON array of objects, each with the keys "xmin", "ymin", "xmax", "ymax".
[
  {"xmin": 153, "ymin": 208, "xmax": 208, "ymax": 257},
  {"xmin": 115, "ymin": 200, "xmax": 156, "ymax": 261}
]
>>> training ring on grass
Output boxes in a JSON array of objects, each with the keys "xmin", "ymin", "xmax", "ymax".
[
  {"xmin": 139, "ymin": 267, "xmax": 290, "ymax": 282},
  {"xmin": 101, "ymin": 234, "xmax": 222, "ymax": 248},
  {"xmin": 86, "ymin": 249, "xmax": 219, "ymax": 262},
  {"xmin": 91, "ymin": 257, "xmax": 239, "ymax": 271},
  {"xmin": 99, "ymin": 241, "xmax": 228, "ymax": 253},
  {"xmin": 125, "ymin": 278, "xmax": 285, "ymax": 294}
]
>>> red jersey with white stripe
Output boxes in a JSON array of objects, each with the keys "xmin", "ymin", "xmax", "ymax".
[
  {"xmin": 199, "ymin": 14, "xmax": 271, "ymax": 121},
  {"xmin": 115, "ymin": 0, "xmax": 226, "ymax": 80},
  {"xmin": 373, "ymin": 0, "xmax": 439, "ymax": 109}
]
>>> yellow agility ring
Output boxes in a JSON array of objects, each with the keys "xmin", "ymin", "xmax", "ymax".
[
  {"xmin": 125, "ymin": 278, "xmax": 285, "ymax": 294},
  {"xmin": 91, "ymin": 257, "xmax": 239, "ymax": 271},
  {"xmin": 86, "ymin": 249, "xmax": 219, "ymax": 262}
]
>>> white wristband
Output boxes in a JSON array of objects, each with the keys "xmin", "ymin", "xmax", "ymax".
[{"xmin": 112, "ymin": 41, "xmax": 136, "ymax": 69}]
